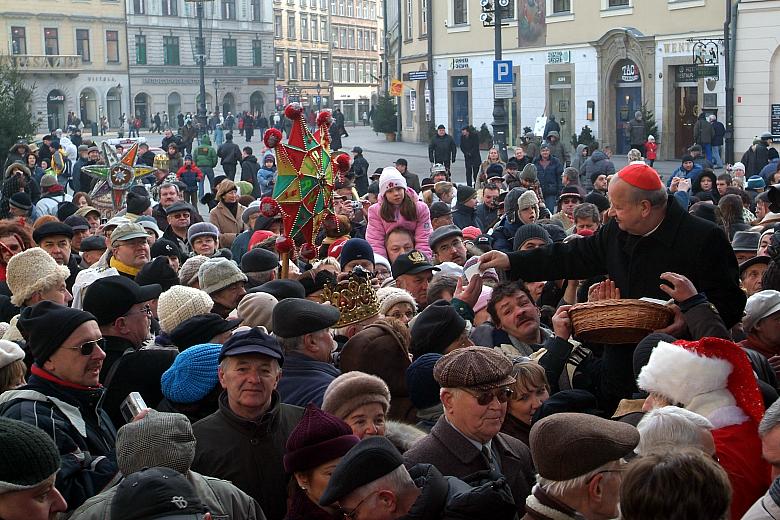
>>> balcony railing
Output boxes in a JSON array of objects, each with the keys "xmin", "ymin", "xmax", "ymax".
[{"xmin": 0, "ymin": 54, "xmax": 82, "ymax": 73}]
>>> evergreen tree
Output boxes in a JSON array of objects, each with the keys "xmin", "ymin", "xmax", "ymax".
[
  {"xmin": 0, "ymin": 63, "xmax": 37, "ymax": 167},
  {"xmin": 371, "ymin": 94, "xmax": 398, "ymax": 134}
]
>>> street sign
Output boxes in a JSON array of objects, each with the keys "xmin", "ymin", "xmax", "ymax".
[
  {"xmin": 494, "ymin": 84, "xmax": 513, "ymax": 99},
  {"xmin": 697, "ymin": 65, "xmax": 719, "ymax": 79},
  {"xmin": 408, "ymin": 71, "xmax": 428, "ymax": 81},
  {"xmin": 390, "ymin": 80, "xmax": 403, "ymax": 97},
  {"xmin": 493, "ymin": 60, "xmax": 512, "ymax": 84}
]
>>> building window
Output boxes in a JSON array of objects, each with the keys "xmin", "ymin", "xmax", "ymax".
[
  {"xmin": 76, "ymin": 29, "xmax": 90, "ymax": 62},
  {"xmin": 453, "ymin": 0, "xmax": 467, "ymax": 24},
  {"xmin": 363, "ymin": 30, "xmax": 369, "ymax": 49},
  {"xmin": 369, "ymin": 31, "xmax": 376, "ymax": 50},
  {"xmin": 357, "ymin": 29, "xmax": 363, "ymax": 49},
  {"xmin": 358, "ymin": 62, "xmax": 364, "ymax": 83},
  {"xmin": 10, "ymin": 27, "xmax": 25, "ymax": 55},
  {"xmin": 135, "ymin": 35, "xmax": 147, "ymax": 64},
  {"xmin": 222, "ymin": 0, "xmax": 236, "ymax": 20},
  {"xmin": 312, "ymin": 56, "xmax": 320, "ymax": 79},
  {"xmin": 349, "ymin": 62, "xmax": 355, "ymax": 82},
  {"xmin": 288, "ymin": 15, "xmax": 296, "ymax": 39},
  {"xmin": 331, "ymin": 0, "xmax": 336, "ymax": 14},
  {"xmin": 275, "ymin": 53, "xmax": 285, "ymax": 79},
  {"xmin": 369, "ymin": 1, "xmax": 375, "ymax": 18},
  {"xmin": 251, "ymin": 0, "xmax": 262, "ymax": 21},
  {"xmin": 301, "ymin": 55, "xmax": 310, "ymax": 80},
  {"xmin": 322, "ymin": 57, "xmax": 329, "ymax": 80},
  {"xmin": 552, "ymin": 0, "xmax": 570, "ymax": 12},
  {"xmin": 348, "ymin": 29, "xmax": 355, "ymax": 49},
  {"xmin": 301, "ymin": 15, "xmax": 308, "ymax": 40},
  {"xmin": 162, "ymin": 0, "xmax": 177, "ymax": 16},
  {"xmin": 300, "ymin": 0, "xmax": 306, "ymax": 6},
  {"xmin": 44, "ymin": 28, "xmax": 59, "ymax": 55},
  {"xmin": 333, "ymin": 60, "xmax": 340, "ymax": 82},
  {"xmin": 133, "ymin": 0, "xmax": 145, "ymax": 13},
  {"xmin": 288, "ymin": 53, "xmax": 297, "ymax": 79},
  {"xmin": 338, "ymin": 0, "xmax": 344, "ymax": 15},
  {"xmin": 275, "ymin": 13, "xmax": 283, "ymax": 37},
  {"xmin": 356, "ymin": 0, "xmax": 362, "ymax": 17},
  {"xmin": 406, "ymin": 0, "xmax": 413, "ymax": 39},
  {"xmin": 321, "ymin": 0, "xmax": 327, "ymax": 9},
  {"xmin": 608, "ymin": 0, "xmax": 629, "ymax": 5},
  {"xmin": 341, "ymin": 62, "xmax": 347, "ymax": 83},
  {"xmin": 311, "ymin": 0, "xmax": 317, "ymax": 7},
  {"xmin": 223, "ymin": 38, "xmax": 237, "ymax": 65},
  {"xmin": 106, "ymin": 31, "xmax": 119, "ymax": 63},
  {"xmin": 163, "ymin": 36, "xmax": 180, "ymax": 65},
  {"xmin": 340, "ymin": 28, "xmax": 347, "ymax": 48},
  {"xmin": 371, "ymin": 62, "xmax": 377, "ymax": 82},
  {"xmin": 320, "ymin": 19, "xmax": 328, "ymax": 41},
  {"xmin": 421, "ymin": 0, "xmax": 428, "ymax": 36},
  {"xmin": 347, "ymin": 0, "xmax": 353, "ymax": 16},
  {"xmin": 252, "ymin": 39, "xmax": 262, "ymax": 66},
  {"xmin": 311, "ymin": 15, "xmax": 319, "ymax": 40}
]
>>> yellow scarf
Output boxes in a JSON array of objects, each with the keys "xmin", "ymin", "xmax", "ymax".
[{"xmin": 110, "ymin": 256, "xmax": 141, "ymax": 277}]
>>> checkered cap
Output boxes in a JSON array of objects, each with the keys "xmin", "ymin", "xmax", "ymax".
[
  {"xmin": 115, "ymin": 410, "xmax": 196, "ymax": 475},
  {"xmin": 433, "ymin": 346, "xmax": 516, "ymax": 391}
]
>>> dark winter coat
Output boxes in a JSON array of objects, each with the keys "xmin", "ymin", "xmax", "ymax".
[
  {"xmin": 351, "ymin": 154, "xmax": 370, "ymax": 196},
  {"xmin": 429, "ymin": 134, "xmax": 457, "ymax": 164},
  {"xmin": 218, "ymin": 141, "xmax": 242, "ymax": 166},
  {"xmin": 162, "ymin": 133, "xmax": 184, "ymax": 152},
  {"xmin": 402, "ymin": 170, "xmax": 422, "ymax": 193},
  {"xmin": 401, "ymin": 464, "xmax": 518, "ymax": 520},
  {"xmin": 475, "ymin": 203, "xmax": 499, "ymax": 232},
  {"xmin": 240, "ymin": 154, "xmax": 261, "ymax": 197},
  {"xmin": 0, "ymin": 371, "xmax": 118, "ymax": 512},
  {"xmin": 533, "ymin": 156, "xmax": 564, "ymax": 199},
  {"xmin": 276, "ymin": 352, "xmax": 340, "ymax": 408},
  {"xmin": 329, "ymin": 122, "xmax": 342, "ymax": 150},
  {"xmin": 712, "ymin": 120, "xmax": 726, "ymax": 146},
  {"xmin": 191, "ymin": 391, "xmax": 304, "ymax": 520},
  {"xmin": 452, "ymin": 203, "xmax": 484, "ymax": 230},
  {"xmin": 492, "ymin": 215, "xmax": 523, "ymax": 254},
  {"xmin": 694, "ymin": 116, "xmax": 714, "ymax": 145},
  {"xmin": 743, "ymin": 144, "xmax": 770, "ymax": 177},
  {"xmin": 460, "ymin": 132, "xmax": 482, "ymax": 166},
  {"xmin": 500, "ymin": 413, "xmax": 531, "ymax": 446},
  {"xmin": 629, "ymin": 118, "xmax": 646, "ymax": 145},
  {"xmin": 404, "ymin": 415, "xmax": 535, "ymax": 516},
  {"xmin": 581, "ymin": 151, "xmax": 615, "ymax": 180},
  {"xmin": 181, "ymin": 123, "xmax": 198, "ymax": 146}
]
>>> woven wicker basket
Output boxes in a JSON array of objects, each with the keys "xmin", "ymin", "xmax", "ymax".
[{"xmin": 568, "ymin": 299, "xmax": 674, "ymax": 344}]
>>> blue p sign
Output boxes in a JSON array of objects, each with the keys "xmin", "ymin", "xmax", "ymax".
[{"xmin": 494, "ymin": 60, "xmax": 512, "ymax": 84}]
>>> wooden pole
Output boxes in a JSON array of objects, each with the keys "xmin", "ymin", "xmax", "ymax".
[{"xmin": 280, "ymin": 251, "xmax": 289, "ymax": 279}]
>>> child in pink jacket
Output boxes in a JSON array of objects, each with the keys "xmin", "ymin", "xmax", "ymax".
[{"xmin": 366, "ymin": 167, "xmax": 432, "ymax": 260}]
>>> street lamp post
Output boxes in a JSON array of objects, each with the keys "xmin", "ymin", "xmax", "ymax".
[
  {"xmin": 190, "ymin": 0, "xmax": 211, "ymax": 131},
  {"xmin": 483, "ymin": 0, "xmax": 510, "ymax": 162},
  {"xmin": 213, "ymin": 78, "xmax": 219, "ymax": 115},
  {"xmin": 116, "ymin": 83, "xmax": 124, "ymax": 137},
  {"xmin": 316, "ymin": 83, "xmax": 322, "ymax": 113}
]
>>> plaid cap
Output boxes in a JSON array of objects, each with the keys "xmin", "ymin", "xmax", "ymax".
[{"xmin": 433, "ymin": 346, "xmax": 515, "ymax": 391}]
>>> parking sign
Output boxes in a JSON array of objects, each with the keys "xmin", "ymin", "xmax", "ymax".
[{"xmin": 493, "ymin": 60, "xmax": 512, "ymax": 84}]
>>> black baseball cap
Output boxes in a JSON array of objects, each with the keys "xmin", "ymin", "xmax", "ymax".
[
  {"xmin": 111, "ymin": 467, "xmax": 206, "ymax": 520},
  {"xmin": 82, "ymin": 275, "xmax": 162, "ymax": 325},
  {"xmin": 150, "ymin": 238, "xmax": 181, "ymax": 259},
  {"xmin": 219, "ymin": 327, "xmax": 284, "ymax": 364},
  {"xmin": 391, "ymin": 250, "xmax": 440, "ymax": 279}
]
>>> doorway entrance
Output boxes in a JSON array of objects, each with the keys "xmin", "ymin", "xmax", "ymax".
[
  {"xmin": 79, "ymin": 88, "xmax": 98, "ymax": 128},
  {"xmin": 615, "ymin": 86, "xmax": 642, "ymax": 154},
  {"xmin": 451, "ymin": 76, "xmax": 469, "ymax": 146},
  {"xmin": 674, "ymin": 85, "xmax": 698, "ymax": 159},
  {"xmin": 47, "ymin": 89, "xmax": 66, "ymax": 131},
  {"xmin": 548, "ymin": 71, "xmax": 571, "ymax": 145},
  {"xmin": 134, "ymin": 93, "xmax": 149, "ymax": 127}
]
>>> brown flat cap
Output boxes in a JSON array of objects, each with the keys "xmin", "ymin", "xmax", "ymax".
[
  {"xmin": 433, "ymin": 346, "xmax": 515, "ymax": 391},
  {"xmin": 530, "ymin": 412, "xmax": 639, "ymax": 481}
]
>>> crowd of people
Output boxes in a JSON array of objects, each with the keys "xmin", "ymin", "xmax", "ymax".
[{"xmin": 2, "ymin": 112, "xmax": 780, "ymax": 520}]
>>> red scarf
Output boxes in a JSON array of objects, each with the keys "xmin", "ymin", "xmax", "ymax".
[{"xmin": 31, "ymin": 364, "xmax": 101, "ymax": 391}]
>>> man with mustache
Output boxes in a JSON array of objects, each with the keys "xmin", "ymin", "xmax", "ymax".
[
  {"xmin": 0, "ymin": 302, "xmax": 118, "ymax": 513},
  {"xmin": 429, "ymin": 225, "xmax": 467, "ymax": 267}
]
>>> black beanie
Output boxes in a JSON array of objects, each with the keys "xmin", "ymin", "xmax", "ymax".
[
  {"xmin": 56, "ymin": 201, "xmax": 78, "ymax": 221},
  {"xmin": 135, "ymin": 256, "xmax": 179, "ymax": 292},
  {"xmin": 0, "ymin": 417, "xmax": 61, "ymax": 491},
  {"xmin": 18, "ymin": 301, "xmax": 96, "ymax": 365},
  {"xmin": 126, "ymin": 191, "xmax": 151, "ymax": 215},
  {"xmin": 409, "ymin": 300, "xmax": 466, "ymax": 359},
  {"xmin": 633, "ymin": 332, "xmax": 676, "ymax": 379}
]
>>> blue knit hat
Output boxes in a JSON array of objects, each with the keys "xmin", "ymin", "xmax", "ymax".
[
  {"xmin": 406, "ymin": 353, "xmax": 443, "ymax": 409},
  {"xmin": 339, "ymin": 238, "xmax": 375, "ymax": 270},
  {"xmin": 161, "ymin": 343, "xmax": 221, "ymax": 404}
]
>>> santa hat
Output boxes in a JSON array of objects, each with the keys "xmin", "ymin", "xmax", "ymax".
[
  {"xmin": 637, "ymin": 337, "xmax": 764, "ymax": 427},
  {"xmin": 617, "ymin": 163, "xmax": 663, "ymax": 191}
]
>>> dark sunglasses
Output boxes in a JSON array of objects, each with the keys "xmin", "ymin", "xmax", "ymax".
[
  {"xmin": 463, "ymin": 387, "xmax": 514, "ymax": 406},
  {"xmin": 63, "ymin": 338, "xmax": 105, "ymax": 356}
]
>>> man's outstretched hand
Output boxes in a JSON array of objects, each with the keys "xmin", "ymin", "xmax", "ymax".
[{"xmin": 479, "ymin": 251, "xmax": 510, "ymax": 271}]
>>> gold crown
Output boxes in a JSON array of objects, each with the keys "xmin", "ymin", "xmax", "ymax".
[
  {"xmin": 153, "ymin": 153, "xmax": 170, "ymax": 169},
  {"xmin": 321, "ymin": 274, "xmax": 379, "ymax": 328}
]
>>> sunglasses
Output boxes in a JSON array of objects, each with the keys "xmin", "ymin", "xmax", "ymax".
[
  {"xmin": 63, "ymin": 338, "xmax": 105, "ymax": 356},
  {"xmin": 462, "ymin": 387, "xmax": 514, "ymax": 406}
]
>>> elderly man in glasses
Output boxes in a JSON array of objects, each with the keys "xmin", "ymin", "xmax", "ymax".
[
  {"xmin": 404, "ymin": 346, "xmax": 535, "ymax": 515},
  {"xmin": 0, "ymin": 301, "xmax": 118, "ymax": 513},
  {"xmin": 82, "ymin": 275, "xmax": 175, "ymax": 428}
]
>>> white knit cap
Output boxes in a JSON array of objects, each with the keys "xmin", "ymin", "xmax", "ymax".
[
  {"xmin": 178, "ymin": 255, "xmax": 210, "ymax": 286},
  {"xmin": 6, "ymin": 248, "xmax": 71, "ymax": 307},
  {"xmin": 0, "ymin": 339, "xmax": 24, "ymax": 369},
  {"xmin": 379, "ymin": 166, "xmax": 408, "ymax": 200},
  {"xmin": 197, "ymin": 257, "xmax": 248, "ymax": 295},
  {"xmin": 732, "ymin": 162, "xmax": 746, "ymax": 173},
  {"xmin": 374, "ymin": 253, "xmax": 391, "ymax": 271},
  {"xmin": 376, "ymin": 287, "xmax": 417, "ymax": 316},
  {"xmin": 158, "ymin": 285, "xmax": 214, "ymax": 333},
  {"xmin": 236, "ymin": 292, "xmax": 278, "ymax": 331}
]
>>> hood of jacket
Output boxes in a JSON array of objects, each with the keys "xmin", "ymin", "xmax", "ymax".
[
  {"xmin": 546, "ymin": 130, "xmax": 560, "ymax": 139},
  {"xmin": 590, "ymin": 150, "xmax": 608, "ymax": 162},
  {"xmin": 200, "ymin": 134, "xmax": 211, "ymax": 145},
  {"xmin": 504, "ymin": 187, "xmax": 527, "ymax": 224}
]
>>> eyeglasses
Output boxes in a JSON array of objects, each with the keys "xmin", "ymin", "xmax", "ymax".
[
  {"xmin": 339, "ymin": 490, "xmax": 380, "ymax": 520},
  {"xmin": 63, "ymin": 338, "xmax": 105, "ymax": 356},
  {"xmin": 125, "ymin": 304, "xmax": 152, "ymax": 318},
  {"xmin": 462, "ymin": 387, "xmax": 514, "ymax": 406}
]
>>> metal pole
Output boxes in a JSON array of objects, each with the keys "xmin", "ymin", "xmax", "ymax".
[
  {"xmin": 492, "ymin": 5, "xmax": 508, "ymax": 162},
  {"xmin": 196, "ymin": 0, "xmax": 207, "ymax": 129},
  {"xmin": 724, "ymin": 0, "xmax": 735, "ymax": 165}
]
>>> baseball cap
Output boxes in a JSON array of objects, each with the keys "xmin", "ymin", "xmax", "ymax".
[
  {"xmin": 743, "ymin": 290, "xmax": 780, "ymax": 333},
  {"xmin": 219, "ymin": 327, "xmax": 285, "ymax": 364},
  {"xmin": 391, "ymin": 250, "xmax": 440, "ymax": 279},
  {"xmin": 110, "ymin": 223, "xmax": 149, "ymax": 247},
  {"xmin": 111, "ymin": 467, "xmax": 206, "ymax": 520}
]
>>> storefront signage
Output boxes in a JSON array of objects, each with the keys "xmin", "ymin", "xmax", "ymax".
[
  {"xmin": 618, "ymin": 60, "xmax": 640, "ymax": 82},
  {"xmin": 142, "ymin": 78, "xmax": 200, "ymax": 85},
  {"xmin": 409, "ymin": 89, "xmax": 417, "ymax": 111},
  {"xmin": 450, "ymin": 57, "xmax": 469, "ymax": 70},
  {"xmin": 676, "ymin": 64, "xmax": 698, "ymax": 83},
  {"xmin": 390, "ymin": 80, "xmax": 403, "ymax": 97},
  {"xmin": 407, "ymin": 71, "xmax": 428, "ymax": 81},
  {"xmin": 697, "ymin": 65, "xmax": 719, "ymax": 79},
  {"xmin": 771, "ymin": 104, "xmax": 780, "ymax": 136},
  {"xmin": 547, "ymin": 51, "xmax": 570, "ymax": 64},
  {"xmin": 663, "ymin": 40, "xmax": 694, "ymax": 55},
  {"xmin": 48, "ymin": 94, "xmax": 64, "ymax": 102},
  {"xmin": 86, "ymin": 76, "xmax": 117, "ymax": 82},
  {"xmin": 692, "ymin": 40, "xmax": 720, "ymax": 65}
]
